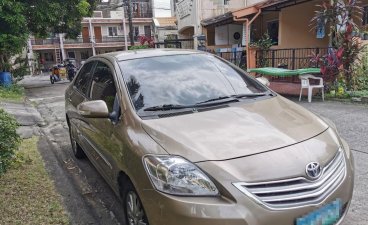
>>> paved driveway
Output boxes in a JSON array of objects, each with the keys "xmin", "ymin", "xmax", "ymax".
[{"xmin": 296, "ymin": 99, "xmax": 368, "ymax": 225}]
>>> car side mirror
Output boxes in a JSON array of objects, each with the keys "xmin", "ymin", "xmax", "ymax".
[{"xmin": 77, "ymin": 100, "xmax": 109, "ymax": 118}]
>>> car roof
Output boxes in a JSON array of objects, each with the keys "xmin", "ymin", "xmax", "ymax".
[{"xmin": 94, "ymin": 48, "xmax": 205, "ymax": 62}]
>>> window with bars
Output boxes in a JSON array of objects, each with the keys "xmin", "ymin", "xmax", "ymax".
[{"xmin": 108, "ymin": 27, "xmax": 118, "ymax": 36}]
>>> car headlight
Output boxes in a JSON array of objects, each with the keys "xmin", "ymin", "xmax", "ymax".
[{"xmin": 143, "ymin": 155, "xmax": 219, "ymax": 196}]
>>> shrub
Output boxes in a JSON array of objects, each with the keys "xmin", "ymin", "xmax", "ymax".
[
  {"xmin": 0, "ymin": 109, "xmax": 20, "ymax": 175},
  {"xmin": 128, "ymin": 45, "xmax": 149, "ymax": 50},
  {"xmin": 353, "ymin": 48, "xmax": 368, "ymax": 91},
  {"xmin": 0, "ymin": 84, "xmax": 24, "ymax": 101}
]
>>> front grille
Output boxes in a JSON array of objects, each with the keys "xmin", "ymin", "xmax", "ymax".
[{"xmin": 233, "ymin": 149, "xmax": 346, "ymax": 209}]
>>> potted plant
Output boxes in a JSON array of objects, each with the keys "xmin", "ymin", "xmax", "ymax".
[{"xmin": 249, "ymin": 33, "xmax": 274, "ymax": 68}]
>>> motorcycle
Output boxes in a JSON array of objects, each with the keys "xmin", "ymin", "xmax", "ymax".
[
  {"xmin": 67, "ymin": 67, "xmax": 76, "ymax": 81},
  {"xmin": 50, "ymin": 65, "xmax": 65, "ymax": 84},
  {"xmin": 50, "ymin": 73, "xmax": 61, "ymax": 84}
]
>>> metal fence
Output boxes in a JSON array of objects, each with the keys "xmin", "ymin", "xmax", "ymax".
[
  {"xmin": 214, "ymin": 51, "xmax": 246, "ymax": 68},
  {"xmin": 256, "ymin": 48, "xmax": 329, "ymax": 82}
]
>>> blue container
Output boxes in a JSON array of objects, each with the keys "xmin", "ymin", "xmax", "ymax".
[{"xmin": 0, "ymin": 72, "xmax": 12, "ymax": 87}]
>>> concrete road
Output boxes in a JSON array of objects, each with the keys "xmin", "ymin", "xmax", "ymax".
[
  {"xmin": 21, "ymin": 75, "xmax": 367, "ymax": 224},
  {"xmin": 21, "ymin": 75, "xmax": 124, "ymax": 225}
]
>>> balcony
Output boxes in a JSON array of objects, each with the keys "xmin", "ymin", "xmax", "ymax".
[
  {"xmin": 132, "ymin": 11, "xmax": 153, "ymax": 18},
  {"xmin": 31, "ymin": 38, "xmax": 59, "ymax": 45},
  {"xmin": 63, "ymin": 36, "xmax": 130, "ymax": 44},
  {"xmin": 96, "ymin": 36, "xmax": 129, "ymax": 43},
  {"xmin": 64, "ymin": 37, "xmax": 84, "ymax": 44},
  {"xmin": 31, "ymin": 35, "xmax": 148, "ymax": 50}
]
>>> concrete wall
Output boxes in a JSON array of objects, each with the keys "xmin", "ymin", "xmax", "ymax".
[
  {"xmin": 215, "ymin": 24, "xmax": 242, "ymax": 45},
  {"xmin": 277, "ymin": 0, "xmax": 329, "ymax": 48},
  {"xmin": 156, "ymin": 29, "xmax": 178, "ymax": 42},
  {"xmin": 249, "ymin": 0, "xmax": 329, "ymax": 49},
  {"xmin": 200, "ymin": 0, "xmax": 246, "ymax": 19},
  {"xmin": 246, "ymin": 0, "xmax": 264, "ymax": 6},
  {"xmin": 176, "ymin": 0, "xmax": 246, "ymax": 34},
  {"xmin": 152, "ymin": 0, "xmax": 172, "ymax": 17}
]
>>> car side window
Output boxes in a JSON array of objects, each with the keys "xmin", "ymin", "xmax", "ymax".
[
  {"xmin": 74, "ymin": 62, "xmax": 95, "ymax": 96},
  {"xmin": 90, "ymin": 61, "xmax": 117, "ymax": 112}
]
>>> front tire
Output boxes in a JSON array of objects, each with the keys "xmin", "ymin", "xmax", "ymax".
[
  {"xmin": 68, "ymin": 125, "xmax": 85, "ymax": 159},
  {"xmin": 50, "ymin": 76, "xmax": 55, "ymax": 84},
  {"xmin": 122, "ymin": 181, "xmax": 149, "ymax": 225}
]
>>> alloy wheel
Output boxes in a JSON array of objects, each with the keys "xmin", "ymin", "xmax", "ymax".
[{"xmin": 126, "ymin": 191, "xmax": 147, "ymax": 225}]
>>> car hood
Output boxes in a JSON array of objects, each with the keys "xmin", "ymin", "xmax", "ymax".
[{"xmin": 141, "ymin": 96, "xmax": 329, "ymax": 162}]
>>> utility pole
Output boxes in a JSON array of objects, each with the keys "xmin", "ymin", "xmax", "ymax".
[
  {"xmin": 126, "ymin": 0, "xmax": 135, "ymax": 46},
  {"xmin": 122, "ymin": 7, "xmax": 128, "ymax": 51}
]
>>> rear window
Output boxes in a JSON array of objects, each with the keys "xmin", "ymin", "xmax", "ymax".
[{"xmin": 119, "ymin": 54, "xmax": 267, "ymax": 112}]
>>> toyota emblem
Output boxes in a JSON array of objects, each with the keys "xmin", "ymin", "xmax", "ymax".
[{"xmin": 305, "ymin": 162, "xmax": 322, "ymax": 180}]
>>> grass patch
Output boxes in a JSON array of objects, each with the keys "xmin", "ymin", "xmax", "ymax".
[
  {"xmin": 326, "ymin": 90, "xmax": 368, "ymax": 99},
  {"xmin": 0, "ymin": 137, "xmax": 70, "ymax": 225},
  {"xmin": 0, "ymin": 84, "xmax": 24, "ymax": 102},
  {"xmin": 350, "ymin": 90, "xmax": 368, "ymax": 97}
]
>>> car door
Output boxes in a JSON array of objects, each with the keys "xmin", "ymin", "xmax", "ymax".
[
  {"xmin": 81, "ymin": 60, "xmax": 121, "ymax": 182},
  {"xmin": 66, "ymin": 61, "xmax": 95, "ymax": 153}
]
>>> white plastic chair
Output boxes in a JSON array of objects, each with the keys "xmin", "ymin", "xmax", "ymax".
[
  {"xmin": 299, "ymin": 74, "xmax": 324, "ymax": 103},
  {"xmin": 256, "ymin": 77, "xmax": 270, "ymax": 86}
]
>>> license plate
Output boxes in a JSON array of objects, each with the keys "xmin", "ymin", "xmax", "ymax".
[{"xmin": 296, "ymin": 199, "xmax": 342, "ymax": 225}]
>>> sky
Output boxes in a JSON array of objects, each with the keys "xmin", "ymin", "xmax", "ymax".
[{"xmin": 153, "ymin": 0, "xmax": 172, "ymax": 17}]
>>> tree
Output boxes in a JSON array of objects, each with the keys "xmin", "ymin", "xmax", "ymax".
[
  {"xmin": 25, "ymin": 0, "xmax": 96, "ymax": 38},
  {"xmin": 312, "ymin": 0, "xmax": 363, "ymax": 90},
  {"xmin": 0, "ymin": 0, "xmax": 96, "ymax": 73},
  {"xmin": 0, "ymin": 0, "xmax": 28, "ymax": 71}
]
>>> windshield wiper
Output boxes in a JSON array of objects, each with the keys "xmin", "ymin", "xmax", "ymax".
[
  {"xmin": 232, "ymin": 92, "xmax": 268, "ymax": 99},
  {"xmin": 143, "ymin": 104, "xmax": 191, "ymax": 111},
  {"xmin": 196, "ymin": 96, "xmax": 239, "ymax": 104}
]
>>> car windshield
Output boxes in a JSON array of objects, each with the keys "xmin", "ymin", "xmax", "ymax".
[{"xmin": 119, "ymin": 53, "xmax": 268, "ymax": 113}]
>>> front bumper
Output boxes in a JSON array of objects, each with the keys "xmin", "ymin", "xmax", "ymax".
[
  {"xmin": 139, "ymin": 154, "xmax": 354, "ymax": 225},
  {"xmin": 137, "ymin": 135, "xmax": 354, "ymax": 225}
]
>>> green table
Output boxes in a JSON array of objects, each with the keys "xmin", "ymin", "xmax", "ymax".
[{"xmin": 247, "ymin": 67, "xmax": 321, "ymax": 77}]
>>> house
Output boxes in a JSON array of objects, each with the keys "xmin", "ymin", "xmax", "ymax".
[
  {"xmin": 29, "ymin": 1, "xmax": 153, "ymax": 70},
  {"xmin": 202, "ymin": 0, "xmax": 368, "ymax": 68},
  {"xmin": 152, "ymin": 17, "xmax": 178, "ymax": 43},
  {"xmin": 171, "ymin": 0, "xmax": 247, "ymax": 50},
  {"xmin": 199, "ymin": 0, "xmax": 368, "ymax": 95}
]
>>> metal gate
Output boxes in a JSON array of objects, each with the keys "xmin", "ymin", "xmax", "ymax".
[{"xmin": 155, "ymin": 38, "xmax": 194, "ymax": 49}]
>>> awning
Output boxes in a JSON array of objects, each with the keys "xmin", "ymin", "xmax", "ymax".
[
  {"xmin": 201, "ymin": 12, "xmax": 233, "ymax": 27},
  {"xmin": 202, "ymin": 0, "xmax": 312, "ymax": 27},
  {"xmin": 233, "ymin": 0, "xmax": 312, "ymax": 18}
]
